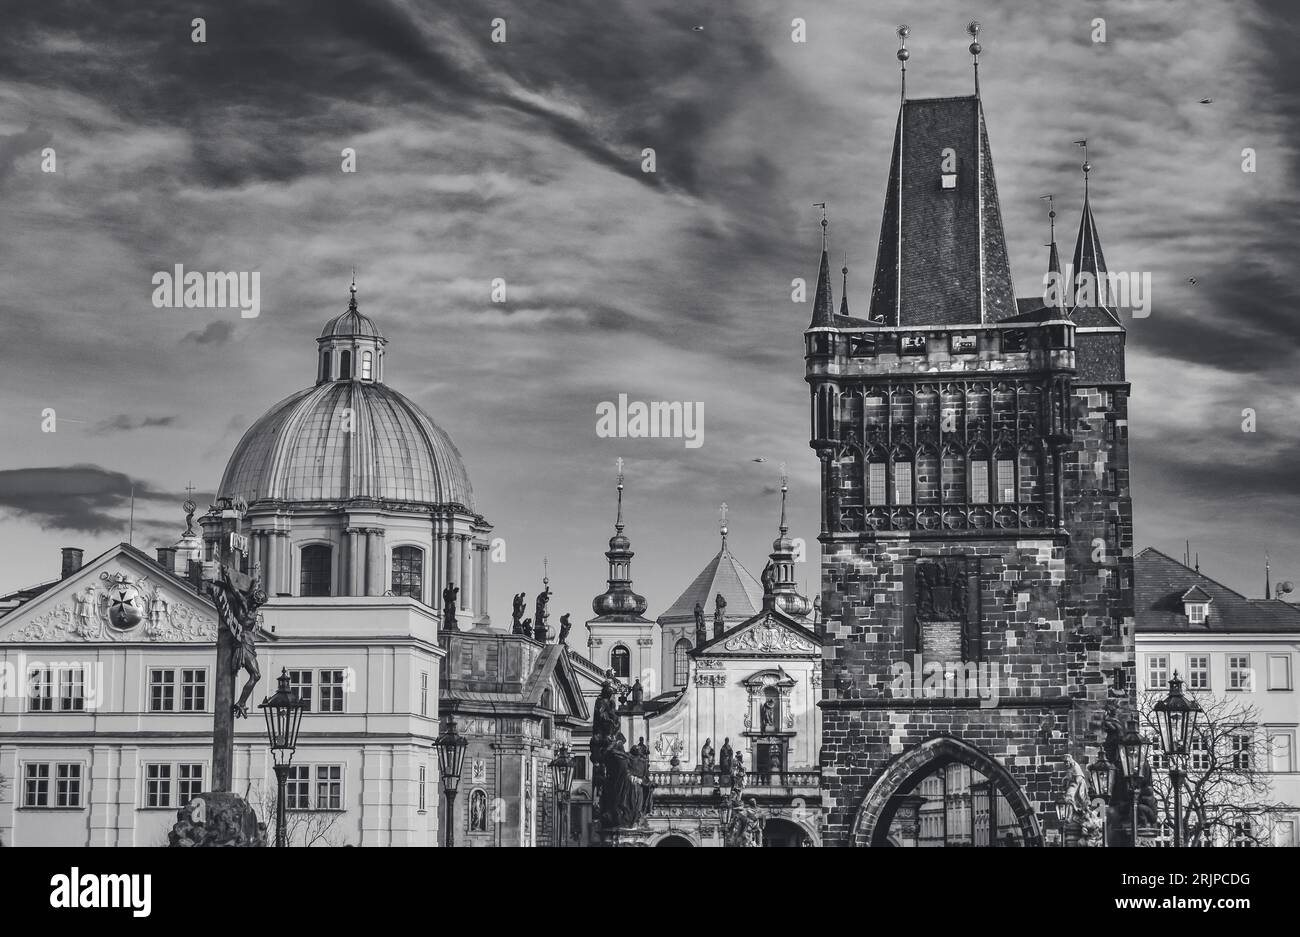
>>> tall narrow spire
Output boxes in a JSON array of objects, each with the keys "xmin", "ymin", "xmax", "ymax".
[
  {"xmin": 764, "ymin": 467, "xmax": 812, "ymax": 619},
  {"xmin": 967, "ymin": 21, "xmax": 982, "ymax": 97},
  {"xmin": 809, "ymin": 204, "xmax": 835, "ymax": 327},
  {"xmin": 1266, "ymin": 553, "xmax": 1272, "ymax": 600},
  {"xmin": 838, "ymin": 253, "xmax": 850, "ymax": 317},
  {"xmin": 1071, "ymin": 140, "xmax": 1110, "ymax": 310},
  {"xmin": 591, "ymin": 458, "xmax": 647, "ymax": 620}
]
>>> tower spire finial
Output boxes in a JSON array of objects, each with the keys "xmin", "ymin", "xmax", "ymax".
[
  {"xmin": 1075, "ymin": 139, "xmax": 1090, "ymax": 198},
  {"xmin": 1266, "ymin": 552, "xmax": 1272, "ymax": 599},
  {"xmin": 896, "ymin": 25, "xmax": 910, "ymax": 102},
  {"xmin": 967, "ymin": 21, "xmax": 982, "ymax": 97},
  {"xmin": 348, "ymin": 269, "xmax": 358, "ymax": 310},
  {"xmin": 813, "ymin": 202, "xmax": 828, "ymax": 252},
  {"xmin": 779, "ymin": 463, "xmax": 789, "ymax": 535},
  {"xmin": 614, "ymin": 457, "xmax": 625, "ymax": 532},
  {"xmin": 719, "ymin": 502, "xmax": 729, "ymax": 547}
]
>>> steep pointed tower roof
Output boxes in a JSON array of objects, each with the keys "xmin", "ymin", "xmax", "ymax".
[
  {"xmin": 866, "ymin": 96, "xmax": 1016, "ymax": 325},
  {"xmin": 763, "ymin": 472, "xmax": 813, "ymax": 620},
  {"xmin": 1068, "ymin": 145, "xmax": 1121, "ymax": 325},
  {"xmin": 808, "ymin": 211, "xmax": 835, "ymax": 327},
  {"xmin": 659, "ymin": 515, "xmax": 764, "ymax": 624}
]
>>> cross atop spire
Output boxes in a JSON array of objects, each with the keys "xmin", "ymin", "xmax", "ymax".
[
  {"xmin": 348, "ymin": 269, "xmax": 358, "ymax": 311},
  {"xmin": 614, "ymin": 457, "xmax": 625, "ymax": 531},
  {"xmin": 779, "ymin": 464, "xmax": 789, "ymax": 535},
  {"xmin": 719, "ymin": 502, "xmax": 729, "ymax": 545}
]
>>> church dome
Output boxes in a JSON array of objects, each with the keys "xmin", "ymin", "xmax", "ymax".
[
  {"xmin": 219, "ymin": 279, "xmax": 476, "ymax": 509},
  {"xmin": 219, "ymin": 383, "xmax": 475, "ymax": 508}
]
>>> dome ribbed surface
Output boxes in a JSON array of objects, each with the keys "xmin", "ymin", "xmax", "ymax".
[
  {"xmin": 219, "ymin": 382, "xmax": 475, "ymax": 509},
  {"xmin": 320, "ymin": 308, "xmax": 382, "ymax": 339}
]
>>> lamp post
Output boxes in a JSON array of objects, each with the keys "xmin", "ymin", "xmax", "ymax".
[
  {"xmin": 718, "ymin": 788, "xmax": 741, "ymax": 846},
  {"xmin": 1120, "ymin": 720, "xmax": 1151, "ymax": 847},
  {"xmin": 259, "ymin": 668, "xmax": 307, "ymax": 848},
  {"xmin": 548, "ymin": 745, "xmax": 575, "ymax": 848},
  {"xmin": 1086, "ymin": 750, "xmax": 1115, "ymax": 847},
  {"xmin": 1053, "ymin": 795, "xmax": 1072, "ymax": 847},
  {"xmin": 434, "ymin": 717, "xmax": 468, "ymax": 848},
  {"xmin": 1153, "ymin": 672, "xmax": 1202, "ymax": 848}
]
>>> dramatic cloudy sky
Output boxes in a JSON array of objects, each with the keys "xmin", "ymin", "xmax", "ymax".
[{"xmin": 1, "ymin": 0, "xmax": 1297, "ymax": 620}]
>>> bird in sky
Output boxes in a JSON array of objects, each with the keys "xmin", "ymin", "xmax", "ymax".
[
  {"xmin": 1199, "ymin": 97, "xmax": 1213, "ymax": 104},
  {"xmin": 751, "ymin": 457, "xmax": 768, "ymax": 463},
  {"xmin": 1188, "ymin": 277, "xmax": 1198, "ymax": 285},
  {"xmin": 692, "ymin": 25, "xmax": 704, "ymax": 32}
]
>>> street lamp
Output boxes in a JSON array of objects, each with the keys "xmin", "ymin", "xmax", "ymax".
[
  {"xmin": 548, "ymin": 745, "xmax": 575, "ymax": 847},
  {"xmin": 1120, "ymin": 720, "xmax": 1151, "ymax": 847},
  {"xmin": 259, "ymin": 668, "xmax": 307, "ymax": 848},
  {"xmin": 1153, "ymin": 672, "xmax": 1202, "ymax": 847},
  {"xmin": 434, "ymin": 717, "xmax": 468, "ymax": 848},
  {"xmin": 1087, "ymin": 750, "xmax": 1116, "ymax": 847},
  {"xmin": 1054, "ymin": 794, "xmax": 1072, "ymax": 847}
]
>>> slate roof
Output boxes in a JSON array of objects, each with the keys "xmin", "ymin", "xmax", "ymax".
[
  {"xmin": 659, "ymin": 539, "xmax": 764, "ymax": 623},
  {"xmin": 867, "ymin": 96, "xmax": 1017, "ymax": 327},
  {"xmin": 1136, "ymin": 547, "xmax": 1300, "ymax": 634}
]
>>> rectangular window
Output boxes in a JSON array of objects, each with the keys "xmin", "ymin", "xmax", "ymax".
[
  {"xmin": 146, "ymin": 764, "xmax": 172, "ymax": 808},
  {"xmin": 178, "ymin": 764, "xmax": 204, "ymax": 803},
  {"xmin": 1187, "ymin": 736, "xmax": 1210, "ymax": 773},
  {"xmin": 572, "ymin": 754, "xmax": 588, "ymax": 782},
  {"xmin": 868, "ymin": 462, "xmax": 887, "ymax": 505},
  {"xmin": 23, "ymin": 763, "xmax": 50, "ymax": 807},
  {"xmin": 996, "ymin": 459, "xmax": 1016, "ymax": 502},
  {"xmin": 1187, "ymin": 655, "xmax": 1210, "ymax": 691},
  {"xmin": 418, "ymin": 765, "xmax": 427, "ymax": 812},
  {"xmin": 970, "ymin": 461, "xmax": 989, "ymax": 505},
  {"xmin": 1187, "ymin": 603, "xmax": 1207, "ymax": 624},
  {"xmin": 150, "ymin": 669, "xmax": 176, "ymax": 712},
  {"xmin": 28, "ymin": 668, "xmax": 53, "ymax": 712},
  {"xmin": 182, "ymin": 669, "xmax": 207, "ymax": 712},
  {"xmin": 893, "ymin": 462, "xmax": 912, "ymax": 505},
  {"xmin": 1229, "ymin": 656, "xmax": 1252, "ymax": 691},
  {"xmin": 286, "ymin": 765, "xmax": 311, "ymax": 810},
  {"xmin": 1231, "ymin": 821, "xmax": 1254, "ymax": 847},
  {"xmin": 319, "ymin": 670, "xmax": 345, "ymax": 713},
  {"xmin": 1269, "ymin": 733, "xmax": 1294, "ymax": 773},
  {"xmin": 56, "ymin": 763, "xmax": 83, "ymax": 808},
  {"xmin": 60, "ymin": 668, "xmax": 85, "ymax": 712},
  {"xmin": 288, "ymin": 670, "xmax": 314, "ymax": 712},
  {"xmin": 1230, "ymin": 732, "xmax": 1254, "ymax": 772},
  {"xmin": 1146, "ymin": 655, "xmax": 1169, "ymax": 691},
  {"xmin": 420, "ymin": 672, "xmax": 429, "ymax": 716},
  {"xmin": 316, "ymin": 765, "xmax": 343, "ymax": 810},
  {"xmin": 1268, "ymin": 655, "xmax": 1292, "ymax": 690}
]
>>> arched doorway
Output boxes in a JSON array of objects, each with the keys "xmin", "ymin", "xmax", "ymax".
[
  {"xmin": 655, "ymin": 834, "xmax": 693, "ymax": 847},
  {"xmin": 851, "ymin": 735, "xmax": 1042, "ymax": 847},
  {"xmin": 762, "ymin": 818, "xmax": 810, "ymax": 847}
]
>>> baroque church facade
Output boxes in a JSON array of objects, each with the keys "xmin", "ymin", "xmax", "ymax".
[{"xmin": 807, "ymin": 37, "xmax": 1135, "ymax": 846}]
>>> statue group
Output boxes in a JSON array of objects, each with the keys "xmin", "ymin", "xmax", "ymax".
[{"xmin": 589, "ymin": 677, "xmax": 653, "ymax": 832}]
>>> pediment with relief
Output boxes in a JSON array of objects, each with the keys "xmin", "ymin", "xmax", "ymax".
[
  {"xmin": 1, "ymin": 548, "xmax": 217, "ymax": 644},
  {"xmin": 708, "ymin": 613, "xmax": 819, "ymax": 656}
]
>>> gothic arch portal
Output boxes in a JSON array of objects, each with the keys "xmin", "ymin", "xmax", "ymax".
[{"xmin": 850, "ymin": 734, "xmax": 1043, "ymax": 847}]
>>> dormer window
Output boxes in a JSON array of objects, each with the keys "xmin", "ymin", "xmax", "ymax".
[{"xmin": 1181, "ymin": 586, "xmax": 1212, "ymax": 624}]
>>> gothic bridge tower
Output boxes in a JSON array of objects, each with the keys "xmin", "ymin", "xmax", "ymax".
[{"xmin": 806, "ymin": 26, "xmax": 1135, "ymax": 847}]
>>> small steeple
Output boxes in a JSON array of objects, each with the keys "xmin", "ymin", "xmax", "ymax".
[
  {"xmin": 763, "ymin": 467, "xmax": 812, "ymax": 619},
  {"xmin": 809, "ymin": 204, "xmax": 835, "ymax": 327},
  {"xmin": 1071, "ymin": 140, "xmax": 1110, "ymax": 310},
  {"xmin": 838, "ymin": 253, "xmax": 850, "ymax": 317},
  {"xmin": 317, "ymin": 271, "xmax": 386, "ymax": 384},
  {"xmin": 591, "ymin": 458, "xmax": 647, "ymax": 620}
]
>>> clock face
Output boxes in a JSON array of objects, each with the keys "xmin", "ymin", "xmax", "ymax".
[{"xmin": 107, "ymin": 584, "xmax": 143, "ymax": 630}]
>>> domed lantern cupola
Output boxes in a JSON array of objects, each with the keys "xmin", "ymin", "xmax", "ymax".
[{"xmin": 316, "ymin": 274, "xmax": 386, "ymax": 385}]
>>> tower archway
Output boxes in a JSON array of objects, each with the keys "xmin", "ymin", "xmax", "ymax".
[{"xmin": 851, "ymin": 734, "xmax": 1043, "ymax": 847}]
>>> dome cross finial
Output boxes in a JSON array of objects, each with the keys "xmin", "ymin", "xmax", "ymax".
[
  {"xmin": 348, "ymin": 269, "xmax": 358, "ymax": 310},
  {"xmin": 614, "ymin": 457, "xmax": 626, "ymax": 532}
]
